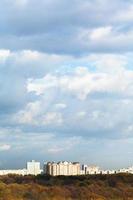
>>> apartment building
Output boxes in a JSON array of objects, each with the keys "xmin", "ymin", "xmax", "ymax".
[
  {"xmin": 44, "ymin": 161, "xmax": 80, "ymax": 176},
  {"xmin": 27, "ymin": 160, "xmax": 41, "ymax": 175},
  {"xmin": 81, "ymin": 165, "xmax": 100, "ymax": 174}
]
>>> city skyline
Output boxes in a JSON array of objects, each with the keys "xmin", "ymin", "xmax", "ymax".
[
  {"xmin": 0, "ymin": 159, "xmax": 133, "ymax": 176},
  {"xmin": 0, "ymin": 0, "xmax": 133, "ymax": 169}
]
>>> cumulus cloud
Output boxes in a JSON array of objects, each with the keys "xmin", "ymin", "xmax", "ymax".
[
  {"xmin": 0, "ymin": 0, "xmax": 133, "ymax": 168},
  {"xmin": 1, "ymin": 52, "xmax": 133, "ymax": 141},
  {"xmin": 89, "ymin": 54, "xmax": 127, "ymax": 72},
  {"xmin": 15, "ymin": 101, "xmax": 63, "ymax": 126},
  {"xmin": 15, "ymin": 101, "xmax": 41, "ymax": 124},
  {"xmin": 27, "ymin": 64, "xmax": 133, "ymax": 100}
]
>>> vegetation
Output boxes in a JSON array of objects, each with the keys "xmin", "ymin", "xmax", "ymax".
[{"xmin": 0, "ymin": 174, "xmax": 133, "ymax": 199}]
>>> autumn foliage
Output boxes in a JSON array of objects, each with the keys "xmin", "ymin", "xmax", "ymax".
[{"xmin": 0, "ymin": 174, "xmax": 133, "ymax": 199}]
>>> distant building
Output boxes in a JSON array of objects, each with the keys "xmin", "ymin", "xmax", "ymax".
[
  {"xmin": 81, "ymin": 165, "xmax": 100, "ymax": 175},
  {"xmin": 44, "ymin": 161, "xmax": 80, "ymax": 176},
  {"xmin": 101, "ymin": 170, "xmax": 116, "ymax": 174},
  {"xmin": 27, "ymin": 160, "xmax": 41, "ymax": 175},
  {"xmin": 1, "ymin": 159, "xmax": 133, "ymax": 177},
  {"xmin": 117, "ymin": 166, "xmax": 133, "ymax": 174},
  {"xmin": 0, "ymin": 169, "xmax": 27, "ymax": 176},
  {"xmin": 0, "ymin": 160, "xmax": 41, "ymax": 176}
]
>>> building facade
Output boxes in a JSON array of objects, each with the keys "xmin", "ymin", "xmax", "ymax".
[
  {"xmin": 27, "ymin": 160, "xmax": 41, "ymax": 175},
  {"xmin": 81, "ymin": 165, "xmax": 100, "ymax": 175},
  {"xmin": 44, "ymin": 161, "xmax": 80, "ymax": 176}
]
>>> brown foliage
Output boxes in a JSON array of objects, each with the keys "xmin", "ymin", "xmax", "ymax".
[{"xmin": 0, "ymin": 174, "xmax": 132, "ymax": 199}]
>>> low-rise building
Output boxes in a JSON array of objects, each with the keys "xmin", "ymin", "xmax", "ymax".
[
  {"xmin": 0, "ymin": 160, "xmax": 41, "ymax": 176},
  {"xmin": 82, "ymin": 165, "xmax": 100, "ymax": 175},
  {"xmin": 101, "ymin": 170, "xmax": 116, "ymax": 174},
  {"xmin": 0, "ymin": 169, "xmax": 27, "ymax": 176},
  {"xmin": 117, "ymin": 166, "xmax": 133, "ymax": 174}
]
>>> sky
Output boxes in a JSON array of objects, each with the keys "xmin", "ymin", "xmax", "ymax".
[{"xmin": 0, "ymin": 0, "xmax": 133, "ymax": 169}]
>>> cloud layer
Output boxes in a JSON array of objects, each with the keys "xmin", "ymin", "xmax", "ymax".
[
  {"xmin": 0, "ymin": 0, "xmax": 133, "ymax": 169},
  {"xmin": 0, "ymin": 0, "xmax": 133, "ymax": 55}
]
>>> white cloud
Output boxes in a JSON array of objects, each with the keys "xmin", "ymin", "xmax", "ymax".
[
  {"xmin": 16, "ymin": 50, "xmax": 42, "ymax": 61},
  {"xmin": 89, "ymin": 54, "xmax": 127, "ymax": 73},
  {"xmin": 42, "ymin": 112, "xmax": 63, "ymax": 125},
  {"xmin": 27, "ymin": 63, "xmax": 133, "ymax": 100},
  {"xmin": 0, "ymin": 50, "xmax": 10, "ymax": 63},
  {"xmin": 27, "ymin": 74, "xmax": 58, "ymax": 95},
  {"xmin": 15, "ymin": 101, "xmax": 63, "ymax": 126},
  {"xmin": 15, "ymin": 101, "xmax": 41, "ymax": 124},
  {"xmin": 55, "ymin": 103, "xmax": 67, "ymax": 109},
  {"xmin": 0, "ymin": 144, "xmax": 11, "ymax": 151},
  {"xmin": 0, "ymin": 0, "xmax": 133, "ymax": 167},
  {"xmin": 79, "ymin": 26, "xmax": 133, "ymax": 52},
  {"xmin": 90, "ymin": 26, "xmax": 112, "ymax": 40}
]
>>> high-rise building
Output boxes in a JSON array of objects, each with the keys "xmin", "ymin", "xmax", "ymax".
[
  {"xmin": 44, "ymin": 161, "xmax": 80, "ymax": 176},
  {"xmin": 27, "ymin": 160, "xmax": 41, "ymax": 175}
]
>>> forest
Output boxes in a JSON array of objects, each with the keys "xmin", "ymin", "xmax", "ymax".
[{"xmin": 0, "ymin": 173, "xmax": 133, "ymax": 199}]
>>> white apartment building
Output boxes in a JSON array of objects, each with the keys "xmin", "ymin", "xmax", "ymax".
[
  {"xmin": 27, "ymin": 160, "xmax": 41, "ymax": 175},
  {"xmin": 81, "ymin": 165, "xmax": 100, "ymax": 175},
  {"xmin": 44, "ymin": 161, "xmax": 80, "ymax": 176}
]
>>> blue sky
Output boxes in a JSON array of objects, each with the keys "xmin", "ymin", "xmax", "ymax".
[{"xmin": 0, "ymin": 0, "xmax": 133, "ymax": 169}]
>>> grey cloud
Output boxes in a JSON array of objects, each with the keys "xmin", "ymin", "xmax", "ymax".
[
  {"xmin": 0, "ymin": 0, "xmax": 133, "ymax": 168},
  {"xmin": 0, "ymin": 0, "xmax": 132, "ymax": 55}
]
